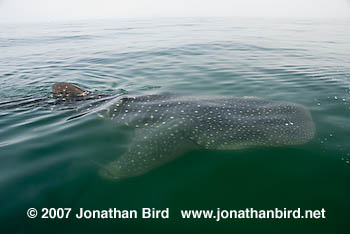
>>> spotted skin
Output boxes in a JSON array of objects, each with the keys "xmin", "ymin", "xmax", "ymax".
[
  {"xmin": 99, "ymin": 95, "xmax": 315, "ymax": 180},
  {"xmin": 52, "ymin": 82, "xmax": 90, "ymax": 97}
]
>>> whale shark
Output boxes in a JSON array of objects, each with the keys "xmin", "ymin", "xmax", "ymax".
[
  {"xmin": 96, "ymin": 93, "xmax": 315, "ymax": 179},
  {"xmin": 49, "ymin": 83, "xmax": 315, "ymax": 180},
  {"xmin": 1, "ymin": 82, "xmax": 316, "ymax": 180}
]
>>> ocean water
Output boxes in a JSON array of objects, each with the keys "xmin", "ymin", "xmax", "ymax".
[{"xmin": 0, "ymin": 18, "xmax": 349, "ymax": 233}]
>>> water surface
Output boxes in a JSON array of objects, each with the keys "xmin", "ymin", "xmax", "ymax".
[{"xmin": 0, "ymin": 18, "xmax": 349, "ymax": 234}]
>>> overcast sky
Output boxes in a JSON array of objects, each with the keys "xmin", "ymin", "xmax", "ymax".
[{"xmin": 0, "ymin": 0, "xmax": 349, "ymax": 23}]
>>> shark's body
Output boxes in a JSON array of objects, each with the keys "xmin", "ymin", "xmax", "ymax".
[
  {"xmin": 99, "ymin": 94, "xmax": 315, "ymax": 179},
  {"xmin": 1, "ymin": 82, "xmax": 316, "ymax": 179}
]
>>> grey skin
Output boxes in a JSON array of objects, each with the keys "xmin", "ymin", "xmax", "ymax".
[{"xmin": 52, "ymin": 83, "xmax": 316, "ymax": 180}]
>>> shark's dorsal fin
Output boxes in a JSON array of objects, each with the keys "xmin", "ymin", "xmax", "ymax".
[{"xmin": 52, "ymin": 82, "xmax": 90, "ymax": 97}]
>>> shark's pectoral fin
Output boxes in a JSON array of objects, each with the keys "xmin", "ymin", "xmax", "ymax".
[{"xmin": 99, "ymin": 123, "xmax": 198, "ymax": 180}]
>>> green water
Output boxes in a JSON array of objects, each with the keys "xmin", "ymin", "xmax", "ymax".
[{"xmin": 0, "ymin": 18, "xmax": 349, "ymax": 234}]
